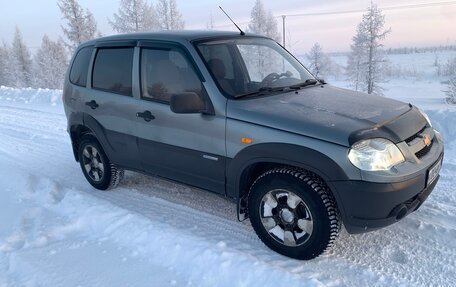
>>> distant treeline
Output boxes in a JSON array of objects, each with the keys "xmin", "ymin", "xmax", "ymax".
[
  {"xmin": 386, "ymin": 45, "xmax": 456, "ymax": 55},
  {"xmin": 327, "ymin": 45, "xmax": 456, "ymax": 57}
]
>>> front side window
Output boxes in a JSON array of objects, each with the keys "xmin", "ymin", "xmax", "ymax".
[
  {"xmin": 92, "ymin": 47, "xmax": 134, "ymax": 96},
  {"xmin": 197, "ymin": 37, "xmax": 314, "ymax": 98},
  {"xmin": 198, "ymin": 44, "xmax": 238, "ymax": 96},
  {"xmin": 140, "ymin": 47, "xmax": 203, "ymax": 103}
]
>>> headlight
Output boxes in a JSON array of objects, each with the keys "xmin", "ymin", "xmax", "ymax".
[
  {"xmin": 348, "ymin": 138, "xmax": 405, "ymax": 171},
  {"xmin": 418, "ymin": 108, "xmax": 432, "ymax": 127}
]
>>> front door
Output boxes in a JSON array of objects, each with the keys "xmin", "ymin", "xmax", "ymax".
[{"xmin": 134, "ymin": 43, "xmax": 226, "ymax": 193}]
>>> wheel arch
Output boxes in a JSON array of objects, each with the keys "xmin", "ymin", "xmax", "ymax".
[
  {"xmin": 69, "ymin": 113, "xmax": 114, "ymax": 162},
  {"xmin": 226, "ymin": 143, "xmax": 349, "ymax": 220}
]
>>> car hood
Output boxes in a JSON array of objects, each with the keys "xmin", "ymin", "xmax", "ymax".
[{"xmin": 227, "ymin": 85, "xmax": 426, "ymax": 146}]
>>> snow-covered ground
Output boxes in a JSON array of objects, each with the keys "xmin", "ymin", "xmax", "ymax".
[{"xmin": 1, "ymin": 65, "xmax": 456, "ymax": 287}]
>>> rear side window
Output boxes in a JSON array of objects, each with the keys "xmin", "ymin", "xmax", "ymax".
[
  {"xmin": 92, "ymin": 48, "xmax": 134, "ymax": 96},
  {"xmin": 70, "ymin": 46, "xmax": 92, "ymax": 87}
]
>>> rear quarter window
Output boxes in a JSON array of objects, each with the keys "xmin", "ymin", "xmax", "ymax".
[
  {"xmin": 92, "ymin": 48, "xmax": 134, "ymax": 96},
  {"xmin": 69, "ymin": 46, "xmax": 93, "ymax": 87}
]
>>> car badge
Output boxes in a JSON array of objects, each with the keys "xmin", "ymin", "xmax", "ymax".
[{"xmin": 423, "ymin": 134, "xmax": 431, "ymax": 147}]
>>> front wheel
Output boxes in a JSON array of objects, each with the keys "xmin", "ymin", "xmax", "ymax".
[
  {"xmin": 248, "ymin": 168, "xmax": 340, "ymax": 260},
  {"xmin": 78, "ymin": 136, "xmax": 124, "ymax": 190}
]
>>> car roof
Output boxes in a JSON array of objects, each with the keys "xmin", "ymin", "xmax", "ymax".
[{"xmin": 82, "ymin": 30, "xmax": 268, "ymax": 47}]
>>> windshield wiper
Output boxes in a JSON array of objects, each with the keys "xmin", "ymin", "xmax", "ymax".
[
  {"xmin": 235, "ymin": 86, "xmax": 285, "ymax": 99},
  {"xmin": 235, "ymin": 78, "xmax": 322, "ymax": 99},
  {"xmin": 289, "ymin": 79, "xmax": 319, "ymax": 90}
]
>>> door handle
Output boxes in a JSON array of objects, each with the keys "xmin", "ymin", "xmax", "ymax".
[
  {"xmin": 136, "ymin": 110, "xmax": 155, "ymax": 122},
  {"xmin": 85, "ymin": 100, "xmax": 99, "ymax": 110}
]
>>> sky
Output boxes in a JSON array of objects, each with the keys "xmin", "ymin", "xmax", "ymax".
[{"xmin": 0, "ymin": 0, "xmax": 455, "ymax": 54}]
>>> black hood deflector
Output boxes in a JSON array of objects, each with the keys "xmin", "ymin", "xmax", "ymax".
[{"xmin": 227, "ymin": 85, "xmax": 427, "ymax": 146}]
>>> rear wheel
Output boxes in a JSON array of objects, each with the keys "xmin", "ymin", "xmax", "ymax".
[
  {"xmin": 78, "ymin": 136, "xmax": 124, "ymax": 190},
  {"xmin": 248, "ymin": 167, "xmax": 340, "ymax": 260}
]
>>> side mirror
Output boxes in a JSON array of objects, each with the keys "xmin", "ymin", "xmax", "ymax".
[
  {"xmin": 170, "ymin": 92, "xmax": 208, "ymax": 114},
  {"xmin": 317, "ymin": 78, "xmax": 326, "ymax": 84}
]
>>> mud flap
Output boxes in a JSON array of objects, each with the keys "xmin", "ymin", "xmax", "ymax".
[{"xmin": 237, "ymin": 194, "xmax": 248, "ymax": 221}]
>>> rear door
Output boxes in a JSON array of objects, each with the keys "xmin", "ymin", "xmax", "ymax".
[
  {"xmin": 82, "ymin": 42, "xmax": 140, "ymax": 169},
  {"xmin": 133, "ymin": 42, "xmax": 226, "ymax": 193}
]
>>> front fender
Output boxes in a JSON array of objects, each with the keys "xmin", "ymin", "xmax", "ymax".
[{"xmin": 226, "ymin": 143, "xmax": 349, "ymax": 199}]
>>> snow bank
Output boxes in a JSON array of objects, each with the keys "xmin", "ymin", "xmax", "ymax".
[
  {"xmin": 426, "ymin": 109, "xmax": 456, "ymax": 141},
  {"xmin": 426, "ymin": 109, "xmax": 456, "ymax": 165},
  {"xmin": 0, "ymin": 86, "xmax": 62, "ymax": 106}
]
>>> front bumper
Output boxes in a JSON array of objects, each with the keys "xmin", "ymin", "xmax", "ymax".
[{"xmin": 332, "ymin": 153, "xmax": 443, "ymax": 234}]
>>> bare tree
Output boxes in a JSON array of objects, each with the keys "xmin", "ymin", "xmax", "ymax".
[
  {"xmin": 248, "ymin": 0, "xmax": 280, "ymax": 41},
  {"xmin": 346, "ymin": 3, "xmax": 390, "ymax": 95},
  {"xmin": 34, "ymin": 35, "xmax": 68, "ymax": 89},
  {"xmin": 109, "ymin": 0, "xmax": 159, "ymax": 33},
  {"xmin": 206, "ymin": 12, "xmax": 215, "ymax": 30},
  {"xmin": 57, "ymin": 0, "xmax": 98, "ymax": 51},
  {"xmin": 156, "ymin": 0, "xmax": 184, "ymax": 30},
  {"xmin": 285, "ymin": 29, "xmax": 300, "ymax": 54},
  {"xmin": 306, "ymin": 43, "xmax": 330, "ymax": 77},
  {"xmin": 12, "ymin": 27, "xmax": 33, "ymax": 88}
]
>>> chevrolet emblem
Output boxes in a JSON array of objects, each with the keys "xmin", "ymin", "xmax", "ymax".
[{"xmin": 423, "ymin": 134, "xmax": 432, "ymax": 147}]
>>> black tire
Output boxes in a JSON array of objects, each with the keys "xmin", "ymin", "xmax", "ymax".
[
  {"xmin": 78, "ymin": 135, "xmax": 124, "ymax": 190},
  {"xmin": 248, "ymin": 167, "xmax": 340, "ymax": 260}
]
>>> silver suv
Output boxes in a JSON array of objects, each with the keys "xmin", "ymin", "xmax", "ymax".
[{"xmin": 63, "ymin": 31, "xmax": 444, "ymax": 260}]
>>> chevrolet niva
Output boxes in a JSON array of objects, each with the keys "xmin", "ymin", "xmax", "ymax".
[{"xmin": 63, "ymin": 31, "xmax": 443, "ymax": 260}]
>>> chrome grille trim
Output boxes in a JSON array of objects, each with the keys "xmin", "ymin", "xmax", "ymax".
[{"xmin": 406, "ymin": 127, "xmax": 434, "ymax": 159}]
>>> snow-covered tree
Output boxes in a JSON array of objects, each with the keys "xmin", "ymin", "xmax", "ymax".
[
  {"xmin": 0, "ymin": 45, "xmax": 6, "ymax": 86},
  {"xmin": 346, "ymin": 3, "xmax": 390, "ymax": 95},
  {"xmin": 58, "ymin": 0, "xmax": 98, "ymax": 51},
  {"xmin": 446, "ymin": 73, "xmax": 456, "ymax": 104},
  {"xmin": 242, "ymin": 0, "xmax": 283, "ymax": 81},
  {"xmin": 109, "ymin": 0, "xmax": 159, "ymax": 33},
  {"xmin": 306, "ymin": 43, "xmax": 330, "ymax": 77},
  {"xmin": 33, "ymin": 35, "xmax": 68, "ymax": 89},
  {"xmin": 443, "ymin": 57, "xmax": 456, "ymax": 77},
  {"xmin": 346, "ymin": 25, "xmax": 367, "ymax": 92},
  {"xmin": 0, "ymin": 43, "xmax": 16, "ymax": 87},
  {"xmin": 11, "ymin": 27, "xmax": 33, "ymax": 88},
  {"xmin": 248, "ymin": 0, "xmax": 280, "ymax": 41},
  {"xmin": 156, "ymin": 0, "xmax": 185, "ymax": 30}
]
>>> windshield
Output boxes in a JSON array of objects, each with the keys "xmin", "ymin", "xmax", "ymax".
[{"xmin": 196, "ymin": 37, "xmax": 315, "ymax": 98}]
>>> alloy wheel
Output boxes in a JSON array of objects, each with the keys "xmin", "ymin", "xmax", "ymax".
[
  {"xmin": 259, "ymin": 189, "xmax": 314, "ymax": 247},
  {"xmin": 81, "ymin": 144, "xmax": 105, "ymax": 182}
]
